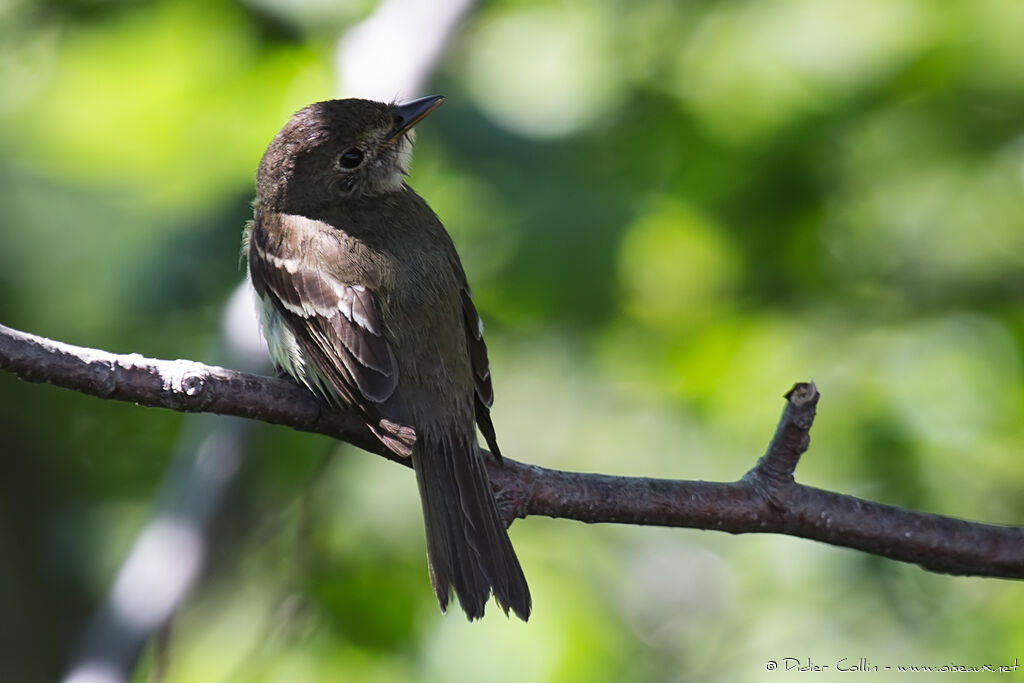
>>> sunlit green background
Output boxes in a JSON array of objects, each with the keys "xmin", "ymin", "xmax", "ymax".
[{"xmin": 2, "ymin": 0, "xmax": 1023, "ymax": 680}]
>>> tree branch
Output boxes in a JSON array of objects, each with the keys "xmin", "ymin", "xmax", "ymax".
[{"xmin": 2, "ymin": 323, "xmax": 1022, "ymax": 579}]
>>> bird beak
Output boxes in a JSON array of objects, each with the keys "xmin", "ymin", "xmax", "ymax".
[{"xmin": 386, "ymin": 95, "xmax": 445, "ymax": 143}]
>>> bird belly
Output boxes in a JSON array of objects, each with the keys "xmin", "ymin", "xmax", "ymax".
[{"xmin": 254, "ymin": 287, "xmax": 332, "ymax": 399}]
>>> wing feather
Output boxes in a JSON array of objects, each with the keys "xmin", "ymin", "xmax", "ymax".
[
  {"xmin": 460, "ymin": 288, "xmax": 501, "ymax": 459},
  {"xmin": 249, "ymin": 215, "xmax": 415, "ymax": 455}
]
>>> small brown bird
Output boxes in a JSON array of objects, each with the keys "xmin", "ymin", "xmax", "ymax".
[{"xmin": 244, "ymin": 96, "xmax": 530, "ymax": 621}]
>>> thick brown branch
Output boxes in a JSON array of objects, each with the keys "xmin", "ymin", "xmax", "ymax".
[{"xmin": 2, "ymin": 323, "xmax": 1022, "ymax": 579}]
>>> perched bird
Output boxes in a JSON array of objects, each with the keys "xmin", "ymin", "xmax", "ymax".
[{"xmin": 244, "ymin": 96, "xmax": 530, "ymax": 621}]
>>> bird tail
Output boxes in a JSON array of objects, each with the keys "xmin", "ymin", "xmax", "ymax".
[{"xmin": 411, "ymin": 427, "xmax": 531, "ymax": 621}]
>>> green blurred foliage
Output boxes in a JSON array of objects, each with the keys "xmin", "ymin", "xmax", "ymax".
[{"xmin": 1, "ymin": 0, "xmax": 1023, "ymax": 681}]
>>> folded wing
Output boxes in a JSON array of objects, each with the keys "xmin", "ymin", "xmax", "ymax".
[{"xmin": 248, "ymin": 215, "xmax": 416, "ymax": 456}]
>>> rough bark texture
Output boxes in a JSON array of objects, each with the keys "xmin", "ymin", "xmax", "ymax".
[{"xmin": 2, "ymin": 323, "xmax": 1022, "ymax": 579}]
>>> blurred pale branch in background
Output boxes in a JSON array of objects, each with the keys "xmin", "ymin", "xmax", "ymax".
[
  {"xmin": 335, "ymin": 0, "xmax": 473, "ymax": 99},
  {"xmin": 4, "ymin": 323, "xmax": 1021, "ymax": 580}
]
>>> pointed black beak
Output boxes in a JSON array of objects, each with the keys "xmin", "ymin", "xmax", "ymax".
[{"xmin": 386, "ymin": 95, "xmax": 445, "ymax": 142}]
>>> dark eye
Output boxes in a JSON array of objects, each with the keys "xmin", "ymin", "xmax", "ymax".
[{"xmin": 339, "ymin": 148, "xmax": 364, "ymax": 169}]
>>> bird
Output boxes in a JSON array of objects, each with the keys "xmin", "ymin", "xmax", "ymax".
[{"xmin": 243, "ymin": 96, "xmax": 530, "ymax": 621}]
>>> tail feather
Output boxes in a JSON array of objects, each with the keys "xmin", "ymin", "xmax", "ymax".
[{"xmin": 412, "ymin": 429, "xmax": 531, "ymax": 621}]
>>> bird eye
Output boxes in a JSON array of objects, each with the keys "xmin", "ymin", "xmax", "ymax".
[{"xmin": 339, "ymin": 148, "xmax": 364, "ymax": 169}]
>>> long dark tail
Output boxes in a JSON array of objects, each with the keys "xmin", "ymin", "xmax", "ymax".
[{"xmin": 412, "ymin": 428, "xmax": 531, "ymax": 621}]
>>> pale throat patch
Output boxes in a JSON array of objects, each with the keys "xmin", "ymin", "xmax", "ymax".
[{"xmin": 381, "ymin": 134, "xmax": 414, "ymax": 192}]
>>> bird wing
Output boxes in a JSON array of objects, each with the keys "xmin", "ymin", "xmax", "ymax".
[
  {"xmin": 460, "ymin": 287, "xmax": 501, "ymax": 460},
  {"xmin": 248, "ymin": 214, "xmax": 416, "ymax": 456}
]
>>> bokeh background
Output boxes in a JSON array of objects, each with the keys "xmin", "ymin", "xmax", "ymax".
[{"xmin": 2, "ymin": 0, "xmax": 1024, "ymax": 681}]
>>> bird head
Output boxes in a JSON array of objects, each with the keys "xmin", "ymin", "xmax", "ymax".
[{"xmin": 257, "ymin": 95, "xmax": 444, "ymax": 211}]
